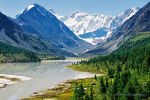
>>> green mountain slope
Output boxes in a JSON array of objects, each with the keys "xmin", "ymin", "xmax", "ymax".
[
  {"xmin": 85, "ymin": 2, "xmax": 150, "ymax": 56},
  {"xmin": 0, "ymin": 42, "xmax": 40, "ymax": 63},
  {"xmin": 69, "ymin": 31, "xmax": 150, "ymax": 99},
  {"xmin": 67, "ymin": 3, "xmax": 150, "ymax": 99},
  {"xmin": 115, "ymin": 31, "xmax": 150, "ymax": 52}
]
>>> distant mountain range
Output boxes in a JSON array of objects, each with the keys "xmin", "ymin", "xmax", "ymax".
[
  {"xmin": 0, "ymin": 11, "xmax": 76, "ymax": 57},
  {"xmin": 14, "ymin": 4, "xmax": 93, "ymax": 54},
  {"xmin": 51, "ymin": 8, "xmax": 139, "ymax": 45},
  {"xmin": 85, "ymin": 2, "xmax": 150, "ymax": 56},
  {"xmin": 1, "ymin": 3, "xmax": 146, "ymax": 58}
]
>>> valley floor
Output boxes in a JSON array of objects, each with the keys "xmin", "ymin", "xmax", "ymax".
[{"xmin": 22, "ymin": 74, "xmax": 103, "ymax": 100}]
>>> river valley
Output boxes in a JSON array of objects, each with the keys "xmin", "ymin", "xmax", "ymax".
[{"xmin": 0, "ymin": 60, "xmax": 95, "ymax": 100}]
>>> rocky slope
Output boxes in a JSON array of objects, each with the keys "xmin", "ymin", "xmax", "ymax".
[
  {"xmin": 16, "ymin": 4, "xmax": 93, "ymax": 54},
  {"xmin": 85, "ymin": 2, "xmax": 150, "ymax": 55},
  {"xmin": 0, "ymin": 11, "xmax": 74, "ymax": 57}
]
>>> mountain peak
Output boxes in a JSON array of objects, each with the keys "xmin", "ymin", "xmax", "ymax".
[
  {"xmin": 130, "ymin": 7, "xmax": 140, "ymax": 11},
  {"xmin": 25, "ymin": 4, "xmax": 41, "ymax": 11},
  {"xmin": 16, "ymin": 4, "xmax": 43, "ymax": 18},
  {"xmin": 128, "ymin": 7, "xmax": 140, "ymax": 14},
  {"xmin": 74, "ymin": 10, "xmax": 80, "ymax": 14},
  {"xmin": 115, "ymin": 7, "xmax": 139, "ymax": 24},
  {"xmin": 15, "ymin": 4, "xmax": 92, "ymax": 54},
  {"xmin": 70, "ymin": 10, "xmax": 88, "ymax": 18},
  {"xmin": 27, "ymin": 4, "xmax": 35, "ymax": 11},
  {"xmin": 118, "ymin": 7, "xmax": 139, "ymax": 17},
  {"xmin": 16, "ymin": 4, "xmax": 54, "ymax": 19},
  {"xmin": 26, "ymin": 4, "xmax": 43, "ymax": 11},
  {"xmin": 73, "ymin": 10, "xmax": 87, "ymax": 15}
]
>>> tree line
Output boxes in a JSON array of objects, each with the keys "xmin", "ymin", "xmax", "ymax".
[{"xmin": 71, "ymin": 36, "xmax": 150, "ymax": 100}]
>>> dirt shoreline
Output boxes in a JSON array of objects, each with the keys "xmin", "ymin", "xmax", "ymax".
[
  {"xmin": 22, "ymin": 73, "xmax": 103, "ymax": 100},
  {"xmin": 0, "ymin": 74, "xmax": 32, "ymax": 88}
]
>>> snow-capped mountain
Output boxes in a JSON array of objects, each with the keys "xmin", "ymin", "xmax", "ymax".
[
  {"xmin": 54, "ymin": 8, "xmax": 139, "ymax": 45},
  {"xmin": 15, "ymin": 4, "xmax": 93, "ymax": 53},
  {"xmin": 60, "ymin": 11, "xmax": 114, "ymax": 36},
  {"xmin": 85, "ymin": 3, "xmax": 150, "ymax": 56},
  {"xmin": 111, "ymin": 7, "xmax": 140, "ymax": 28},
  {"xmin": 0, "ymin": 11, "xmax": 68, "ymax": 55}
]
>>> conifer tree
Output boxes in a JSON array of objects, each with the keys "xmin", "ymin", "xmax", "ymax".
[
  {"xmin": 90, "ymin": 84, "xmax": 94, "ymax": 100},
  {"xmin": 108, "ymin": 68, "xmax": 115, "ymax": 78},
  {"xmin": 94, "ymin": 75, "xmax": 97, "ymax": 81},
  {"xmin": 105, "ymin": 78, "xmax": 109, "ymax": 89},
  {"xmin": 78, "ymin": 84, "xmax": 85, "ymax": 100},
  {"xmin": 73, "ymin": 82, "xmax": 79, "ymax": 100},
  {"xmin": 99, "ymin": 77, "xmax": 106, "ymax": 94},
  {"xmin": 124, "ymin": 81, "xmax": 135, "ymax": 100},
  {"xmin": 84, "ymin": 94, "xmax": 90, "ymax": 100}
]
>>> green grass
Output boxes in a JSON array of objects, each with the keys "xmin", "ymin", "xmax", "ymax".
[
  {"xmin": 22, "ymin": 76, "xmax": 106, "ymax": 100},
  {"xmin": 67, "ymin": 64, "xmax": 105, "ymax": 74},
  {"xmin": 130, "ymin": 32, "xmax": 150, "ymax": 42}
]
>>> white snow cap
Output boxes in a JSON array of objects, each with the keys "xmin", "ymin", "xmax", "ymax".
[{"xmin": 27, "ymin": 4, "xmax": 35, "ymax": 11}]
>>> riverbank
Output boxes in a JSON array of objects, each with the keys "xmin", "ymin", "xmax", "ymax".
[
  {"xmin": 0, "ymin": 61, "xmax": 100, "ymax": 100},
  {"xmin": 41, "ymin": 58, "xmax": 81, "ymax": 63},
  {"xmin": 66, "ymin": 64, "xmax": 106, "ymax": 74},
  {"xmin": 20, "ymin": 60, "xmax": 104, "ymax": 100},
  {"xmin": 0, "ymin": 74, "xmax": 32, "ymax": 88},
  {"xmin": 41, "ymin": 59, "xmax": 80, "ymax": 63},
  {"xmin": 22, "ymin": 74, "xmax": 103, "ymax": 100}
]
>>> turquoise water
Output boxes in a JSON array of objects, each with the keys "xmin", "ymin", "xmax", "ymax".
[{"xmin": 0, "ymin": 61, "xmax": 94, "ymax": 100}]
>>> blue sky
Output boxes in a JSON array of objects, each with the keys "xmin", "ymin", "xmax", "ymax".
[{"xmin": 0, "ymin": 0, "xmax": 149, "ymax": 17}]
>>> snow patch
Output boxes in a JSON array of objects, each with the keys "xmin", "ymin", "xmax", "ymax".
[{"xmin": 27, "ymin": 5, "xmax": 35, "ymax": 11}]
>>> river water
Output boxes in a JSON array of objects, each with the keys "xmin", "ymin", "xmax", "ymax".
[{"xmin": 0, "ymin": 61, "xmax": 95, "ymax": 100}]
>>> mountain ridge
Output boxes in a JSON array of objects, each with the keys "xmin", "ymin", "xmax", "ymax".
[
  {"xmin": 85, "ymin": 2, "xmax": 150, "ymax": 56},
  {"xmin": 16, "ymin": 4, "xmax": 93, "ymax": 54},
  {"xmin": 54, "ymin": 7, "xmax": 140, "ymax": 45},
  {"xmin": 0, "ymin": 11, "xmax": 75, "ymax": 57}
]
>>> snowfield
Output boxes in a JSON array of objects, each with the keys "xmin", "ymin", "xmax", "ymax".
[{"xmin": 51, "ymin": 7, "xmax": 139, "ymax": 44}]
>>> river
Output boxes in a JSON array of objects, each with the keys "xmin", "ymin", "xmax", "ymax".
[{"xmin": 0, "ymin": 60, "xmax": 95, "ymax": 100}]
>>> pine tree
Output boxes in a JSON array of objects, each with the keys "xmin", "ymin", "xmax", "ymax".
[
  {"xmin": 99, "ymin": 77, "xmax": 106, "ymax": 94},
  {"xmin": 105, "ymin": 78, "xmax": 109, "ymax": 89},
  {"xmin": 78, "ymin": 84, "xmax": 85, "ymax": 100},
  {"xmin": 124, "ymin": 81, "xmax": 135, "ymax": 100},
  {"xmin": 84, "ymin": 93, "xmax": 90, "ymax": 100},
  {"xmin": 73, "ymin": 82, "xmax": 79, "ymax": 100},
  {"xmin": 145, "ymin": 80, "xmax": 150, "ymax": 98},
  {"xmin": 108, "ymin": 68, "xmax": 115, "ymax": 78},
  {"xmin": 90, "ymin": 84, "xmax": 94, "ymax": 100},
  {"xmin": 108, "ymin": 83, "xmax": 115, "ymax": 100},
  {"xmin": 94, "ymin": 75, "xmax": 97, "ymax": 81},
  {"xmin": 117, "ymin": 64, "xmax": 122, "ymax": 73}
]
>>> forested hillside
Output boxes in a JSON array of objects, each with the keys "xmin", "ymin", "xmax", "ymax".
[
  {"xmin": 0, "ymin": 42, "xmax": 40, "ymax": 63},
  {"xmin": 68, "ymin": 31, "xmax": 150, "ymax": 100},
  {"xmin": 67, "ymin": 3, "xmax": 150, "ymax": 99}
]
